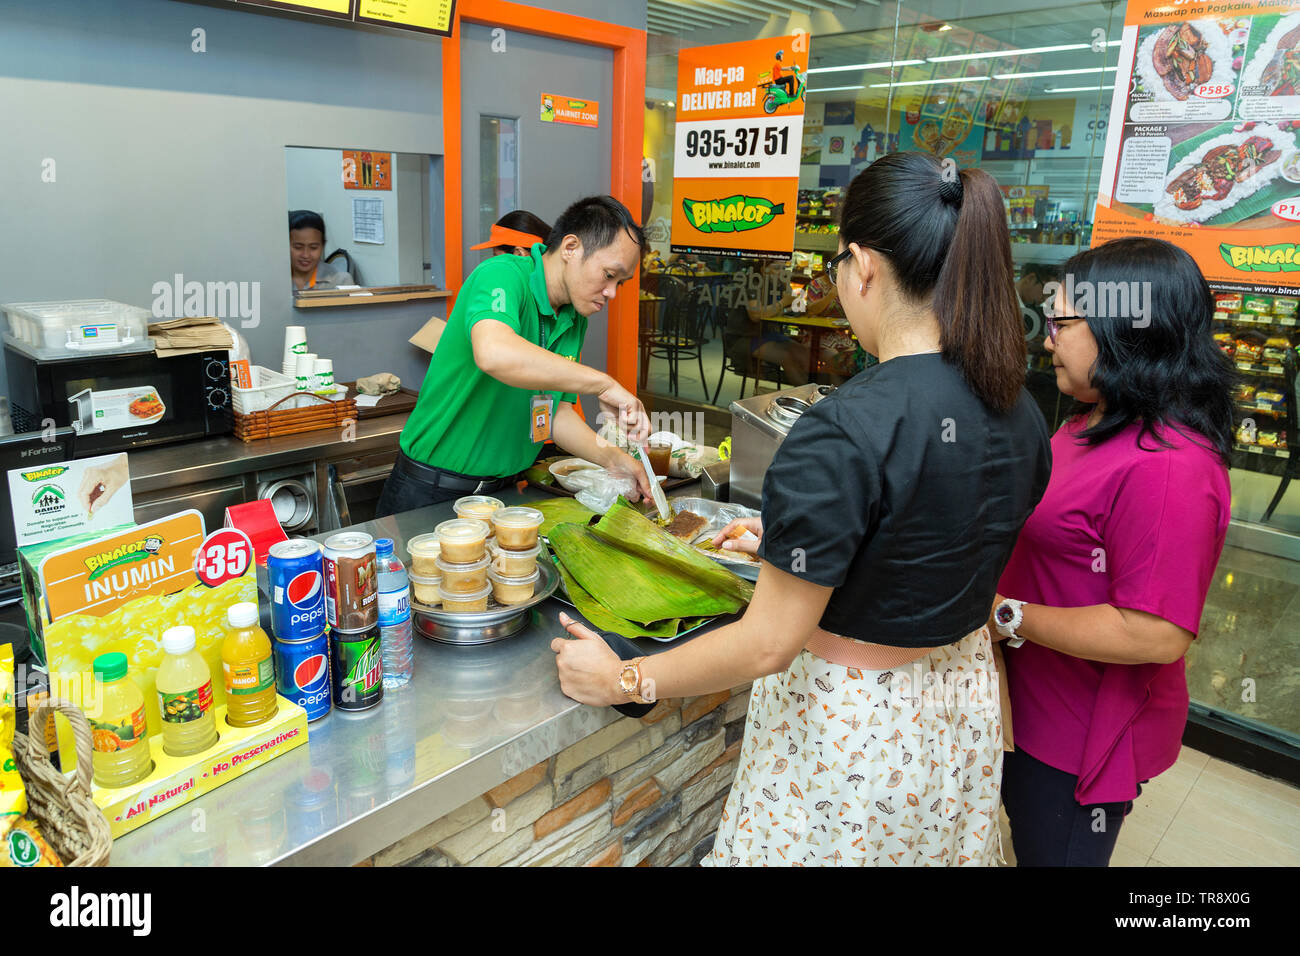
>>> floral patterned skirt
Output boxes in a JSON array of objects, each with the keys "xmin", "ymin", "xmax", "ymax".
[{"xmin": 701, "ymin": 627, "xmax": 1004, "ymax": 866}]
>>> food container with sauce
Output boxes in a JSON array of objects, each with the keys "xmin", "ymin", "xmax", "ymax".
[
  {"xmin": 490, "ymin": 506, "xmax": 544, "ymax": 550},
  {"xmin": 436, "ymin": 554, "xmax": 490, "ymax": 593},
  {"xmin": 406, "ymin": 533, "xmax": 442, "ymax": 576},
  {"xmin": 408, "ymin": 570, "xmax": 443, "ymax": 607},
  {"xmin": 454, "ymin": 495, "xmax": 504, "ymax": 523},
  {"xmin": 488, "ymin": 541, "xmax": 541, "ymax": 577},
  {"xmin": 646, "ymin": 441, "xmax": 672, "ymax": 476},
  {"xmin": 435, "ymin": 518, "xmax": 490, "ymax": 563},
  {"xmin": 439, "ymin": 581, "xmax": 492, "ymax": 614},
  {"xmin": 488, "ymin": 567, "xmax": 539, "ymax": 605}
]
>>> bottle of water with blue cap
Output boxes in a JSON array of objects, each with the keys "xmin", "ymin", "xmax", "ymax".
[{"xmin": 375, "ymin": 538, "xmax": 413, "ymax": 687}]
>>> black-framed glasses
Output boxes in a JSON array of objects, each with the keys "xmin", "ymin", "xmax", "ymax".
[
  {"xmin": 827, "ymin": 248, "xmax": 853, "ymax": 284},
  {"xmin": 1045, "ymin": 315, "xmax": 1060, "ymax": 343}
]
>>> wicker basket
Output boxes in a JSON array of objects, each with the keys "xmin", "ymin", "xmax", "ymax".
[
  {"xmin": 11, "ymin": 700, "xmax": 113, "ymax": 866},
  {"xmin": 233, "ymin": 390, "xmax": 357, "ymax": 443}
]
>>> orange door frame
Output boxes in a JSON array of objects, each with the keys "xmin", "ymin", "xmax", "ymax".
[{"xmin": 441, "ymin": 0, "xmax": 647, "ymax": 393}]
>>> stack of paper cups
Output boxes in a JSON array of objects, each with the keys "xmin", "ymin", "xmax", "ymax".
[
  {"xmin": 295, "ymin": 353, "xmax": 317, "ymax": 392},
  {"xmin": 313, "ymin": 359, "xmax": 335, "ymax": 394},
  {"xmin": 283, "ymin": 327, "xmax": 308, "ymax": 375}
]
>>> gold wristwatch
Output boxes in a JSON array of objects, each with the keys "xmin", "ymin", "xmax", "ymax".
[{"xmin": 617, "ymin": 657, "xmax": 651, "ymax": 704}]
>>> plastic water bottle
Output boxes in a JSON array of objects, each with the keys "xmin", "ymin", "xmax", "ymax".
[{"xmin": 375, "ymin": 538, "xmax": 414, "ymax": 687}]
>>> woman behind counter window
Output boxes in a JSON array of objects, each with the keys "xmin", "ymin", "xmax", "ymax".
[
  {"xmin": 289, "ymin": 210, "xmax": 353, "ymax": 291},
  {"xmin": 552, "ymin": 151, "xmax": 1052, "ymax": 866},
  {"xmin": 991, "ymin": 237, "xmax": 1234, "ymax": 867}
]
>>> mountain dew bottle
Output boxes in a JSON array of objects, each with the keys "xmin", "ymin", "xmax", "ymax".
[{"xmin": 329, "ymin": 626, "xmax": 383, "ymax": 712}]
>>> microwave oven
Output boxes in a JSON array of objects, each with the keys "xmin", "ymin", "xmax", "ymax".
[{"xmin": 4, "ymin": 341, "xmax": 233, "ymax": 457}]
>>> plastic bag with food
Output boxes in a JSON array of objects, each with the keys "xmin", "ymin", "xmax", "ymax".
[
  {"xmin": 668, "ymin": 444, "xmax": 722, "ymax": 478},
  {"xmin": 575, "ymin": 471, "xmax": 638, "ymax": 515}
]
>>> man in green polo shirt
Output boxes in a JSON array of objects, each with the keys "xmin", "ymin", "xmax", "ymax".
[{"xmin": 376, "ymin": 195, "xmax": 653, "ymax": 517}]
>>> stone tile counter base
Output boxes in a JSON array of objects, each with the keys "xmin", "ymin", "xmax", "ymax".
[{"xmin": 364, "ymin": 684, "xmax": 753, "ymax": 866}]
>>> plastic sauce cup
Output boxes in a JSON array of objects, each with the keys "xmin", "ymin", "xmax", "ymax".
[
  {"xmin": 408, "ymin": 570, "xmax": 444, "ymax": 607},
  {"xmin": 439, "ymin": 581, "xmax": 492, "ymax": 613},
  {"xmin": 454, "ymin": 495, "xmax": 504, "ymax": 523},
  {"xmin": 436, "ymin": 554, "xmax": 490, "ymax": 593},
  {"xmin": 488, "ymin": 567, "xmax": 539, "ymax": 605},
  {"xmin": 435, "ymin": 518, "xmax": 490, "ymax": 563},
  {"xmin": 489, "ymin": 541, "xmax": 541, "ymax": 577},
  {"xmin": 406, "ymin": 533, "xmax": 442, "ymax": 577},
  {"xmin": 490, "ymin": 506, "xmax": 545, "ymax": 550}
]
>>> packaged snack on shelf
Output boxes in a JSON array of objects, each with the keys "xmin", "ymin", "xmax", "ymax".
[
  {"xmin": 1255, "ymin": 390, "xmax": 1285, "ymax": 409},
  {"xmin": 0, "ymin": 816, "xmax": 62, "ymax": 867},
  {"xmin": 1215, "ymin": 293, "xmax": 1243, "ymax": 311},
  {"xmin": 1273, "ymin": 297, "xmax": 1297, "ymax": 318},
  {"xmin": 1237, "ymin": 421, "xmax": 1258, "ymax": 444},
  {"xmin": 1258, "ymin": 432, "xmax": 1280, "ymax": 448},
  {"xmin": 1234, "ymin": 383, "xmax": 1256, "ymax": 402},
  {"xmin": 1263, "ymin": 348, "xmax": 1288, "ymax": 364},
  {"xmin": 1243, "ymin": 296, "xmax": 1273, "ymax": 316},
  {"xmin": 1235, "ymin": 340, "xmax": 1263, "ymax": 362}
]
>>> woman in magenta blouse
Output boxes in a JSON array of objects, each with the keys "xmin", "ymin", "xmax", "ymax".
[{"xmin": 990, "ymin": 237, "xmax": 1235, "ymax": 866}]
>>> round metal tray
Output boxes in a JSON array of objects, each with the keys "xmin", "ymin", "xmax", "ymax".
[{"xmin": 411, "ymin": 559, "xmax": 560, "ymax": 645}]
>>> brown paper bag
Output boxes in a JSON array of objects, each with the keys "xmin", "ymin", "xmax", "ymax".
[{"xmin": 409, "ymin": 316, "xmax": 447, "ymax": 354}]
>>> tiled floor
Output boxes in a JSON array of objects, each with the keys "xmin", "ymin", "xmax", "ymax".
[{"xmin": 998, "ymin": 746, "xmax": 1300, "ymax": 866}]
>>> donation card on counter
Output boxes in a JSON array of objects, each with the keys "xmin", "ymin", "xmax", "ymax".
[{"xmin": 7, "ymin": 452, "xmax": 134, "ymax": 549}]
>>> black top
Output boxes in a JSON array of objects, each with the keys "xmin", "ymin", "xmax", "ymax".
[{"xmin": 757, "ymin": 353, "xmax": 1052, "ymax": 648}]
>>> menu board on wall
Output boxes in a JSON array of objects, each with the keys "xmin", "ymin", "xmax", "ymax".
[
  {"xmin": 232, "ymin": 0, "xmax": 456, "ymax": 38},
  {"xmin": 1092, "ymin": 1, "xmax": 1300, "ymax": 293},
  {"xmin": 670, "ymin": 35, "xmax": 810, "ymax": 260}
]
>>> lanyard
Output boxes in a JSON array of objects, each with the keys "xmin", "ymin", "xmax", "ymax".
[{"xmin": 538, "ymin": 312, "xmax": 550, "ymax": 352}]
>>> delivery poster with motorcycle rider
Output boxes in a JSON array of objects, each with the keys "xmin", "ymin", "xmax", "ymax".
[
  {"xmin": 1091, "ymin": 0, "xmax": 1300, "ymax": 293},
  {"xmin": 670, "ymin": 35, "xmax": 810, "ymax": 260}
]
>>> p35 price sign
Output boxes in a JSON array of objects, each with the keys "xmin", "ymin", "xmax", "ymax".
[
  {"xmin": 670, "ymin": 34, "xmax": 810, "ymax": 260},
  {"xmin": 194, "ymin": 528, "xmax": 254, "ymax": 588}
]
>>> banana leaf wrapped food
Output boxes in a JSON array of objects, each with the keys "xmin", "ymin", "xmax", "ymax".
[{"xmin": 547, "ymin": 497, "xmax": 754, "ymax": 639}]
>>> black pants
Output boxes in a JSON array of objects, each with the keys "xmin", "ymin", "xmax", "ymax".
[
  {"xmin": 374, "ymin": 450, "xmax": 517, "ymax": 518},
  {"xmin": 1001, "ymin": 748, "xmax": 1143, "ymax": 867},
  {"xmin": 775, "ymin": 75, "xmax": 795, "ymax": 97}
]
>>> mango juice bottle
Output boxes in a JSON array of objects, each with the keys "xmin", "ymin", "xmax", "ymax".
[
  {"xmin": 222, "ymin": 602, "xmax": 277, "ymax": 727},
  {"xmin": 89, "ymin": 652, "xmax": 153, "ymax": 788},
  {"xmin": 157, "ymin": 625, "xmax": 219, "ymax": 757}
]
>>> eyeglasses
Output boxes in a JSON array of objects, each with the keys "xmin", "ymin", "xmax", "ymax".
[
  {"xmin": 827, "ymin": 248, "xmax": 853, "ymax": 284},
  {"xmin": 827, "ymin": 244, "xmax": 892, "ymax": 285},
  {"xmin": 1045, "ymin": 315, "xmax": 1060, "ymax": 343}
]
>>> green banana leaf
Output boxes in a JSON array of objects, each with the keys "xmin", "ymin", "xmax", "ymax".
[
  {"xmin": 592, "ymin": 498, "xmax": 755, "ymax": 607},
  {"xmin": 551, "ymin": 554, "xmax": 685, "ymax": 639},
  {"xmin": 547, "ymin": 497, "xmax": 754, "ymax": 629},
  {"xmin": 533, "ymin": 497, "xmax": 598, "ymax": 538}
]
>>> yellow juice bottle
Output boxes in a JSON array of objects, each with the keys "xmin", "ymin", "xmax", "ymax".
[
  {"xmin": 156, "ymin": 625, "xmax": 219, "ymax": 757},
  {"xmin": 89, "ymin": 652, "xmax": 153, "ymax": 788},
  {"xmin": 222, "ymin": 602, "xmax": 277, "ymax": 727}
]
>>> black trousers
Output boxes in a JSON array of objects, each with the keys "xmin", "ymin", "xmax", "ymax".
[
  {"xmin": 1001, "ymin": 747, "xmax": 1143, "ymax": 867},
  {"xmin": 775, "ymin": 75, "xmax": 795, "ymax": 97},
  {"xmin": 374, "ymin": 450, "xmax": 518, "ymax": 518}
]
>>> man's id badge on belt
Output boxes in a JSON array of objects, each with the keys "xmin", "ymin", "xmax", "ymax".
[{"xmin": 530, "ymin": 394, "xmax": 554, "ymax": 443}]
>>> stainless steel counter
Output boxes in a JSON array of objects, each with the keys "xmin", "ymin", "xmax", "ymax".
[
  {"xmin": 108, "ymin": 485, "xmax": 726, "ymax": 867},
  {"xmin": 126, "ymin": 413, "xmax": 410, "ymax": 492}
]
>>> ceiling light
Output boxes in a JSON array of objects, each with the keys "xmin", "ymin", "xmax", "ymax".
[
  {"xmin": 927, "ymin": 40, "xmax": 1121, "ymax": 63},
  {"xmin": 868, "ymin": 75, "xmax": 990, "ymax": 88},
  {"xmin": 995, "ymin": 66, "xmax": 1117, "ymax": 79},
  {"xmin": 938, "ymin": 24, "xmax": 952, "ymax": 31},
  {"xmin": 1043, "ymin": 84, "xmax": 1115, "ymax": 93},
  {"xmin": 806, "ymin": 59, "xmax": 924, "ymax": 75}
]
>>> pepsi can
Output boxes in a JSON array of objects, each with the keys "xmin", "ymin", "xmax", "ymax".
[
  {"xmin": 269, "ymin": 538, "xmax": 326, "ymax": 641},
  {"xmin": 273, "ymin": 632, "xmax": 332, "ymax": 721}
]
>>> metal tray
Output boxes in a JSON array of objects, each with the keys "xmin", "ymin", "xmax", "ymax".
[
  {"xmin": 669, "ymin": 496, "xmax": 761, "ymax": 582},
  {"xmin": 411, "ymin": 559, "xmax": 561, "ymax": 645}
]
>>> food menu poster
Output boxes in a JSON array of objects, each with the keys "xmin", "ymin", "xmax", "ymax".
[
  {"xmin": 233, "ymin": 0, "xmax": 456, "ymax": 38},
  {"xmin": 670, "ymin": 35, "xmax": 810, "ymax": 260},
  {"xmin": 1093, "ymin": 0, "xmax": 1300, "ymax": 293}
]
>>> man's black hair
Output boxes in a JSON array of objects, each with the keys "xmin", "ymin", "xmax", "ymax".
[{"xmin": 544, "ymin": 195, "xmax": 645, "ymax": 255}]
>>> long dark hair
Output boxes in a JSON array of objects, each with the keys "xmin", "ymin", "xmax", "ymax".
[
  {"xmin": 1058, "ymin": 237, "xmax": 1235, "ymax": 462},
  {"xmin": 496, "ymin": 209, "xmax": 551, "ymax": 249},
  {"xmin": 838, "ymin": 151, "xmax": 1025, "ymax": 412}
]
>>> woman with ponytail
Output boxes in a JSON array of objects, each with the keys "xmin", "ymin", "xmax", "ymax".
[{"xmin": 551, "ymin": 152, "xmax": 1052, "ymax": 866}]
